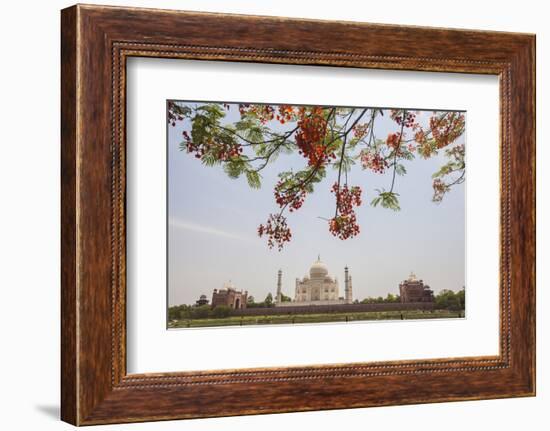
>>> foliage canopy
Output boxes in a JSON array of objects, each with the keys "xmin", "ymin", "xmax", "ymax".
[{"xmin": 169, "ymin": 102, "xmax": 465, "ymax": 250}]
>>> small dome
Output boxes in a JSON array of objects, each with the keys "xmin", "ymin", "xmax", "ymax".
[
  {"xmin": 310, "ymin": 256, "xmax": 328, "ymax": 279},
  {"xmin": 223, "ymin": 280, "xmax": 236, "ymax": 290}
]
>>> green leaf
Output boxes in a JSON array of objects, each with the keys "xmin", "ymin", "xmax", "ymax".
[
  {"xmin": 370, "ymin": 189, "xmax": 401, "ymax": 211},
  {"xmin": 197, "ymin": 103, "xmax": 225, "ymax": 120},
  {"xmin": 169, "ymin": 103, "xmax": 191, "ymax": 118},
  {"xmin": 201, "ymin": 153, "xmax": 219, "ymax": 167},
  {"xmin": 371, "ymin": 196, "xmax": 382, "ymax": 207},
  {"xmin": 332, "ymin": 153, "xmax": 355, "ymax": 172},
  {"xmin": 245, "ymin": 126, "xmax": 265, "ymax": 144},
  {"xmin": 245, "ymin": 170, "xmax": 261, "ymax": 189},
  {"xmin": 235, "ymin": 119, "xmax": 254, "ymax": 131},
  {"xmin": 223, "ymin": 158, "xmax": 248, "ymax": 178}
]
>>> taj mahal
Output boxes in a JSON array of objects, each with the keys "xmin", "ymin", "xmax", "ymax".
[
  {"xmin": 206, "ymin": 256, "xmax": 435, "ymax": 312},
  {"xmin": 275, "ymin": 256, "xmax": 353, "ymax": 307}
]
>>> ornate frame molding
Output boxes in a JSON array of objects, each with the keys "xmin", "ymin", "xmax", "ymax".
[{"xmin": 61, "ymin": 5, "xmax": 535, "ymax": 425}]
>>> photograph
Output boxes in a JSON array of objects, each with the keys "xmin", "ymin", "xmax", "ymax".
[{"xmin": 167, "ymin": 101, "xmax": 466, "ymax": 328}]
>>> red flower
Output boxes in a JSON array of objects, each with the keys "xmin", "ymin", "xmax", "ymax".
[
  {"xmin": 329, "ymin": 183, "xmax": 362, "ymax": 240},
  {"xmin": 360, "ymin": 151, "xmax": 388, "ymax": 174},
  {"xmin": 430, "ymin": 113, "xmax": 465, "ymax": 149},
  {"xmin": 386, "ymin": 132, "xmax": 402, "ymax": 151},
  {"xmin": 295, "ymin": 107, "xmax": 333, "ymax": 166},
  {"xmin": 274, "ymin": 180, "xmax": 307, "ymax": 212},
  {"xmin": 258, "ymin": 214, "xmax": 292, "ymax": 251}
]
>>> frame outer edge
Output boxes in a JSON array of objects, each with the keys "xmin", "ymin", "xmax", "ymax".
[
  {"xmin": 532, "ymin": 34, "xmax": 536, "ymax": 396},
  {"xmin": 527, "ymin": 34, "xmax": 536, "ymax": 395},
  {"xmin": 61, "ymin": 5, "xmax": 79, "ymax": 426},
  {"xmin": 505, "ymin": 34, "xmax": 536, "ymax": 395}
]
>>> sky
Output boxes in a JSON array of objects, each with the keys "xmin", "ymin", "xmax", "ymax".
[{"xmin": 168, "ymin": 103, "xmax": 465, "ymax": 306}]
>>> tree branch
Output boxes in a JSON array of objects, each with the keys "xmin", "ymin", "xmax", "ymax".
[
  {"xmin": 389, "ymin": 110, "xmax": 407, "ymax": 193},
  {"xmin": 334, "ymin": 108, "xmax": 369, "ymax": 216}
]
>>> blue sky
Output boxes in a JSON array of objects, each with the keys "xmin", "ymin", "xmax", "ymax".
[{"xmin": 168, "ymin": 103, "xmax": 465, "ymax": 306}]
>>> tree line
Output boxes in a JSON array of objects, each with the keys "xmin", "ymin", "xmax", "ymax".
[
  {"xmin": 168, "ymin": 288, "xmax": 465, "ymax": 321},
  {"xmin": 359, "ymin": 289, "xmax": 464, "ymax": 311}
]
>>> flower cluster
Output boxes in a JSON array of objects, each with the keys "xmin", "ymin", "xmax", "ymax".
[
  {"xmin": 329, "ymin": 214, "xmax": 360, "ymax": 240},
  {"xmin": 167, "ymin": 101, "xmax": 184, "ymax": 127},
  {"xmin": 390, "ymin": 110, "xmax": 417, "ymax": 128},
  {"xmin": 360, "ymin": 151, "xmax": 388, "ymax": 174},
  {"xmin": 352, "ymin": 123, "xmax": 369, "ymax": 139},
  {"xmin": 414, "ymin": 129, "xmax": 427, "ymax": 145},
  {"xmin": 430, "ymin": 113, "xmax": 465, "ymax": 149},
  {"xmin": 328, "ymin": 183, "xmax": 362, "ymax": 240},
  {"xmin": 274, "ymin": 181, "xmax": 307, "ymax": 212},
  {"xmin": 238, "ymin": 104, "xmax": 275, "ymax": 124},
  {"xmin": 257, "ymin": 214, "xmax": 292, "ymax": 250},
  {"xmin": 447, "ymin": 143, "xmax": 465, "ymax": 160},
  {"xmin": 416, "ymin": 138, "xmax": 436, "ymax": 158},
  {"xmin": 276, "ymin": 105, "xmax": 296, "ymax": 124},
  {"xmin": 182, "ymin": 130, "xmax": 242, "ymax": 161},
  {"xmin": 432, "ymin": 178, "xmax": 450, "ymax": 203},
  {"xmin": 417, "ymin": 144, "xmax": 436, "ymax": 159},
  {"xmin": 295, "ymin": 107, "xmax": 334, "ymax": 166},
  {"xmin": 386, "ymin": 132, "xmax": 403, "ymax": 152}
]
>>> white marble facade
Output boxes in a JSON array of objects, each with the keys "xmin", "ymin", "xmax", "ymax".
[{"xmin": 276, "ymin": 256, "xmax": 353, "ymax": 306}]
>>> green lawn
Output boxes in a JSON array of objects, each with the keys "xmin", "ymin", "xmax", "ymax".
[{"xmin": 168, "ymin": 309, "xmax": 463, "ymax": 328}]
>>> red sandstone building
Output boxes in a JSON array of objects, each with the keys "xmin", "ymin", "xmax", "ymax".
[
  {"xmin": 399, "ymin": 272, "xmax": 434, "ymax": 303},
  {"xmin": 211, "ymin": 282, "xmax": 248, "ymax": 309}
]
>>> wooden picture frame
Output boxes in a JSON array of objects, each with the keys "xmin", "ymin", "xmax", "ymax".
[{"xmin": 61, "ymin": 4, "xmax": 535, "ymax": 425}]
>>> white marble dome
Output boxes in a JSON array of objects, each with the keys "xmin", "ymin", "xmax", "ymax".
[{"xmin": 309, "ymin": 257, "xmax": 328, "ymax": 279}]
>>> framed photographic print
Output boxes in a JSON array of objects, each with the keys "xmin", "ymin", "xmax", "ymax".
[{"xmin": 61, "ymin": 4, "xmax": 536, "ymax": 425}]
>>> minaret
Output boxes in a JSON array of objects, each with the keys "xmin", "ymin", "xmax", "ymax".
[
  {"xmin": 344, "ymin": 266, "xmax": 353, "ymax": 304},
  {"xmin": 276, "ymin": 269, "xmax": 282, "ymax": 304}
]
